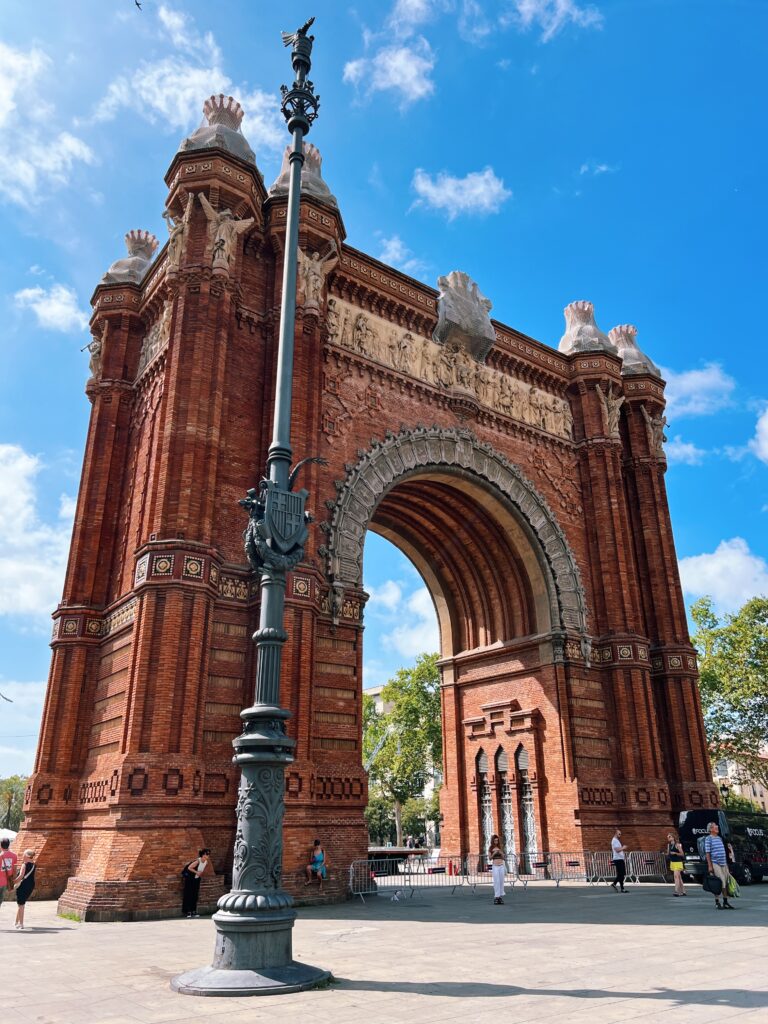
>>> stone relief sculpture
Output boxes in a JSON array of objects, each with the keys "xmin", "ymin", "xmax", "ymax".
[
  {"xmin": 137, "ymin": 300, "xmax": 173, "ymax": 377},
  {"xmin": 558, "ymin": 300, "xmax": 617, "ymax": 355},
  {"xmin": 198, "ymin": 192, "xmax": 254, "ymax": 271},
  {"xmin": 608, "ymin": 323, "xmax": 660, "ymax": 377},
  {"xmin": 641, "ymin": 404, "xmax": 667, "ymax": 456},
  {"xmin": 162, "ymin": 193, "xmax": 193, "ymax": 274},
  {"xmin": 596, "ymin": 384, "xmax": 625, "ymax": 438},
  {"xmin": 297, "ymin": 242, "xmax": 338, "ymax": 309},
  {"xmin": 325, "ymin": 297, "xmax": 574, "ymax": 440},
  {"xmin": 433, "ymin": 270, "xmax": 496, "ymax": 361}
]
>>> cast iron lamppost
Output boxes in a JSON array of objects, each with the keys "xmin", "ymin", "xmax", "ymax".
[{"xmin": 173, "ymin": 17, "xmax": 330, "ymax": 996}]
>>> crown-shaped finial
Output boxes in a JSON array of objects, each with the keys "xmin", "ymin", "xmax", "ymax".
[
  {"xmin": 203, "ymin": 94, "xmax": 244, "ymax": 130},
  {"xmin": 559, "ymin": 300, "xmax": 617, "ymax": 355},
  {"xmin": 608, "ymin": 323, "xmax": 660, "ymax": 377},
  {"xmin": 125, "ymin": 230, "xmax": 159, "ymax": 260},
  {"xmin": 608, "ymin": 323, "xmax": 637, "ymax": 347}
]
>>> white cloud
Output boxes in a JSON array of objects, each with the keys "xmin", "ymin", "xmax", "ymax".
[
  {"xmin": 666, "ymin": 435, "xmax": 707, "ymax": 466},
  {"xmin": 378, "ymin": 234, "xmax": 427, "ymax": 276},
  {"xmin": 366, "ymin": 579, "xmax": 404, "ymax": 613},
  {"xmin": 579, "ymin": 160, "xmax": 618, "ymax": 176},
  {"xmin": 748, "ymin": 407, "xmax": 768, "ymax": 464},
  {"xmin": 660, "ymin": 362, "xmax": 736, "ymax": 419},
  {"xmin": 505, "ymin": 0, "xmax": 604, "ymax": 42},
  {"xmin": 679, "ymin": 537, "xmax": 768, "ymax": 614},
  {"xmin": 412, "ymin": 166, "xmax": 511, "ymax": 219},
  {"xmin": 0, "ymin": 445, "xmax": 73, "ymax": 620},
  {"xmin": 389, "ymin": 0, "xmax": 437, "ymax": 35},
  {"xmin": 0, "ymin": 41, "xmax": 95, "ymax": 208},
  {"xmin": 458, "ymin": 0, "xmax": 493, "ymax": 42},
  {"xmin": 90, "ymin": 7, "xmax": 283, "ymax": 151},
  {"xmin": 344, "ymin": 38, "xmax": 436, "ymax": 106},
  {"xmin": 382, "ymin": 586, "xmax": 440, "ymax": 658},
  {"xmin": 14, "ymin": 283, "xmax": 89, "ymax": 333}
]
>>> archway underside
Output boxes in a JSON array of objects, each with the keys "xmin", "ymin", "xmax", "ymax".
[{"xmin": 370, "ymin": 477, "xmax": 542, "ymax": 655}]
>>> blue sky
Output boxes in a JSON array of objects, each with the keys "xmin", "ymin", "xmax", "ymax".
[{"xmin": 1, "ymin": 0, "xmax": 767, "ymax": 775}]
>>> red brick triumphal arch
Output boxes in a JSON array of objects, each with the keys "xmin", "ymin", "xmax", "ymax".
[{"xmin": 19, "ymin": 94, "xmax": 717, "ymax": 918}]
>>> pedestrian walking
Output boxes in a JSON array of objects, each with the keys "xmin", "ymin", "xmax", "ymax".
[
  {"xmin": 181, "ymin": 848, "xmax": 210, "ymax": 918},
  {"xmin": 489, "ymin": 833, "xmax": 506, "ymax": 905},
  {"xmin": 704, "ymin": 822, "xmax": 734, "ymax": 910},
  {"xmin": 610, "ymin": 829, "xmax": 629, "ymax": 892},
  {"xmin": 0, "ymin": 838, "xmax": 18, "ymax": 910},
  {"xmin": 14, "ymin": 850, "xmax": 35, "ymax": 930},
  {"xmin": 666, "ymin": 832, "xmax": 686, "ymax": 896}
]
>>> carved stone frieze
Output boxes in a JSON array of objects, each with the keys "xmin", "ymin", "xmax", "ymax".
[
  {"xmin": 136, "ymin": 299, "xmax": 172, "ymax": 378},
  {"xmin": 325, "ymin": 426, "xmax": 588, "ymax": 636},
  {"xmin": 326, "ymin": 297, "xmax": 574, "ymax": 440}
]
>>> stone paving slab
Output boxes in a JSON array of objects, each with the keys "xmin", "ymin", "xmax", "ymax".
[{"xmin": 1, "ymin": 883, "xmax": 766, "ymax": 1024}]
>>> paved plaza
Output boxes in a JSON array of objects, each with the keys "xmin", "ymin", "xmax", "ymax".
[{"xmin": 2, "ymin": 883, "xmax": 766, "ymax": 1024}]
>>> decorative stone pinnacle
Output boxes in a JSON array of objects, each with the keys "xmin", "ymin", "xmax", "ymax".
[
  {"xmin": 125, "ymin": 229, "xmax": 159, "ymax": 260},
  {"xmin": 203, "ymin": 94, "xmax": 244, "ymax": 130},
  {"xmin": 433, "ymin": 270, "xmax": 495, "ymax": 362},
  {"xmin": 608, "ymin": 323, "xmax": 660, "ymax": 377},
  {"xmin": 268, "ymin": 142, "xmax": 337, "ymax": 207},
  {"xmin": 558, "ymin": 300, "xmax": 617, "ymax": 356}
]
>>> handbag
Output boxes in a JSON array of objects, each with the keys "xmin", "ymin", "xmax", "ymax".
[
  {"xmin": 726, "ymin": 875, "xmax": 740, "ymax": 898},
  {"xmin": 702, "ymin": 873, "xmax": 722, "ymax": 896},
  {"xmin": 181, "ymin": 861, "xmax": 195, "ymax": 880}
]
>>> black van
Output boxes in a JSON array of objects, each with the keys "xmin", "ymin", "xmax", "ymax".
[{"xmin": 678, "ymin": 808, "xmax": 768, "ymax": 885}]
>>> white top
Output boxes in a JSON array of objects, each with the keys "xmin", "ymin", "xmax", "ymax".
[{"xmin": 611, "ymin": 837, "xmax": 625, "ymax": 860}]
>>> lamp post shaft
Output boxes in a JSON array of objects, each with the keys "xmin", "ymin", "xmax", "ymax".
[{"xmin": 172, "ymin": 18, "xmax": 328, "ymax": 997}]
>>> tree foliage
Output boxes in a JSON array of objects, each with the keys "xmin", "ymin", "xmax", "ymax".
[
  {"xmin": 364, "ymin": 652, "xmax": 442, "ymax": 844},
  {"xmin": 0, "ymin": 775, "xmax": 27, "ymax": 832},
  {"xmin": 691, "ymin": 596, "xmax": 768, "ymax": 787}
]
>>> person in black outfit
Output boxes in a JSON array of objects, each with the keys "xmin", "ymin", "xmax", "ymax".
[
  {"xmin": 181, "ymin": 848, "xmax": 210, "ymax": 918},
  {"xmin": 14, "ymin": 849, "xmax": 36, "ymax": 930}
]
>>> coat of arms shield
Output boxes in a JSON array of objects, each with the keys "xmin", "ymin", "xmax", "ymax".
[{"xmin": 263, "ymin": 483, "xmax": 308, "ymax": 553}]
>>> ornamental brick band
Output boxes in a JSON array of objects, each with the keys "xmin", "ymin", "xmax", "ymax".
[{"xmin": 17, "ymin": 93, "xmax": 716, "ymax": 919}]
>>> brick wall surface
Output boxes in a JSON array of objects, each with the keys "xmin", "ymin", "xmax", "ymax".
[{"xmin": 15, "ymin": 141, "xmax": 717, "ymax": 919}]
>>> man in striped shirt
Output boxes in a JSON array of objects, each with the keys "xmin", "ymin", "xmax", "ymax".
[{"xmin": 705, "ymin": 822, "xmax": 735, "ymax": 910}]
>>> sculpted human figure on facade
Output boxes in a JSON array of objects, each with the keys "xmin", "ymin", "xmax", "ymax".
[
  {"xmin": 162, "ymin": 193, "xmax": 193, "ymax": 273},
  {"xmin": 297, "ymin": 242, "xmax": 338, "ymax": 309},
  {"xmin": 597, "ymin": 384, "xmax": 625, "ymax": 437},
  {"xmin": 641, "ymin": 404, "xmax": 668, "ymax": 456},
  {"xmin": 86, "ymin": 336, "xmax": 102, "ymax": 379},
  {"xmin": 326, "ymin": 297, "xmax": 342, "ymax": 341},
  {"xmin": 198, "ymin": 192, "xmax": 254, "ymax": 271}
]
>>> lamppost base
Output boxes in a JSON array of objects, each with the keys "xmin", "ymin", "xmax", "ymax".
[{"xmin": 171, "ymin": 962, "xmax": 331, "ymax": 997}]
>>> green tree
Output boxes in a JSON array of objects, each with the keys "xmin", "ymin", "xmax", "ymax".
[
  {"xmin": 0, "ymin": 775, "xmax": 27, "ymax": 832},
  {"xmin": 364, "ymin": 790, "xmax": 395, "ymax": 845},
  {"xmin": 691, "ymin": 596, "xmax": 768, "ymax": 787},
  {"xmin": 364, "ymin": 652, "xmax": 442, "ymax": 845},
  {"xmin": 720, "ymin": 790, "xmax": 763, "ymax": 814}
]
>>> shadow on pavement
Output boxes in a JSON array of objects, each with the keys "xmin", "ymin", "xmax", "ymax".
[
  {"xmin": 334, "ymin": 979, "xmax": 768, "ymax": 1008},
  {"xmin": 305, "ymin": 884, "xmax": 768, "ymax": 927}
]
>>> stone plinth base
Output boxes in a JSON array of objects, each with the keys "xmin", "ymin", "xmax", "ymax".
[
  {"xmin": 172, "ymin": 962, "xmax": 330, "ymax": 997},
  {"xmin": 57, "ymin": 872, "xmax": 227, "ymax": 922}
]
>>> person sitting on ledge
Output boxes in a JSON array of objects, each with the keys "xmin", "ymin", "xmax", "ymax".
[{"xmin": 305, "ymin": 839, "xmax": 328, "ymax": 888}]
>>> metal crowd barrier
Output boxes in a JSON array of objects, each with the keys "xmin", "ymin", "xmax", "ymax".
[
  {"xmin": 349, "ymin": 851, "xmax": 671, "ymax": 900},
  {"xmin": 589, "ymin": 851, "xmax": 618, "ymax": 885},
  {"xmin": 627, "ymin": 851, "xmax": 668, "ymax": 883},
  {"xmin": 549, "ymin": 851, "xmax": 593, "ymax": 885},
  {"xmin": 349, "ymin": 856, "xmax": 463, "ymax": 902},
  {"xmin": 463, "ymin": 853, "xmax": 528, "ymax": 889}
]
